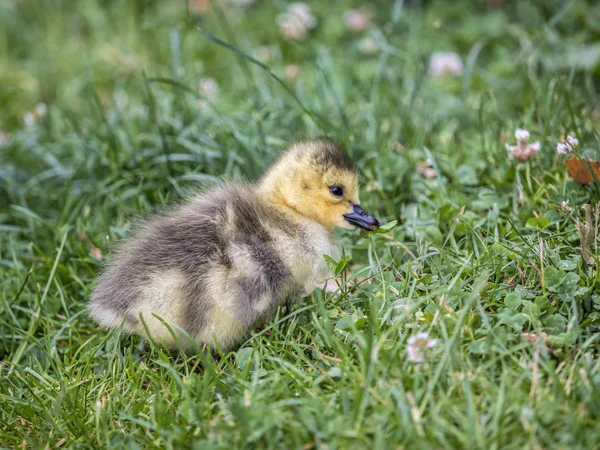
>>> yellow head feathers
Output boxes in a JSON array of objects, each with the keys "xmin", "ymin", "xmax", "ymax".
[{"xmin": 258, "ymin": 139, "xmax": 379, "ymax": 231}]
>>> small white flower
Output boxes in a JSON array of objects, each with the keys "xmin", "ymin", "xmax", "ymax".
[
  {"xmin": 556, "ymin": 143, "xmax": 569, "ymax": 155},
  {"xmin": 284, "ymin": 64, "xmax": 301, "ymax": 81},
  {"xmin": 288, "ymin": 3, "xmax": 317, "ymax": 29},
  {"xmin": 506, "ymin": 128, "xmax": 541, "ymax": 162},
  {"xmin": 560, "ymin": 200, "xmax": 572, "ymax": 213},
  {"xmin": 417, "ymin": 162, "xmax": 437, "ymax": 180},
  {"xmin": 199, "ymin": 77, "xmax": 220, "ymax": 101},
  {"xmin": 277, "ymin": 14, "xmax": 307, "ymax": 40},
  {"xmin": 34, "ymin": 103, "xmax": 47, "ymax": 118},
  {"xmin": 406, "ymin": 332, "xmax": 438, "ymax": 363},
  {"xmin": 429, "ymin": 51, "xmax": 463, "ymax": 77},
  {"xmin": 344, "ymin": 9, "xmax": 372, "ymax": 32},
  {"xmin": 277, "ymin": 3, "xmax": 317, "ymax": 40},
  {"xmin": 23, "ymin": 103, "xmax": 48, "ymax": 127},
  {"xmin": 556, "ymin": 134, "xmax": 579, "ymax": 155},
  {"xmin": 515, "ymin": 128, "xmax": 530, "ymax": 144},
  {"xmin": 528, "ymin": 141, "xmax": 541, "ymax": 153}
]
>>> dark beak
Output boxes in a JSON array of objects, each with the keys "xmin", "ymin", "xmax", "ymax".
[{"xmin": 343, "ymin": 204, "xmax": 380, "ymax": 231}]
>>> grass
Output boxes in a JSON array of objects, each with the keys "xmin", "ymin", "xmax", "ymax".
[{"xmin": 1, "ymin": 0, "xmax": 600, "ymax": 448}]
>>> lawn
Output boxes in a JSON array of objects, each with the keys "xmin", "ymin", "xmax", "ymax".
[{"xmin": 1, "ymin": 0, "xmax": 600, "ymax": 448}]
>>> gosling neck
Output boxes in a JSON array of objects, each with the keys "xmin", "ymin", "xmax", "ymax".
[
  {"xmin": 256, "ymin": 177, "xmax": 330, "ymax": 231},
  {"xmin": 256, "ymin": 176, "xmax": 302, "ymax": 221}
]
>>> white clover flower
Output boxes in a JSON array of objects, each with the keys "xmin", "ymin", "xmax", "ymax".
[
  {"xmin": 429, "ymin": 52, "xmax": 464, "ymax": 77},
  {"xmin": 417, "ymin": 162, "xmax": 437, "ymax": 180},
  {"xmin": 506, "ymin": 128, "xmax": 541, "ymax": 162},
  {"xmin": 556, "ymin": 134, "xmax": 579, "ymax": 155},
  {"xmin": 560, "ymin": 200, "xmax": 572, "ymax": 213},
  {"xmin": 34, "ymin": 103, "xmax": 47, "ymax": 118},
  {"xmin": 406, "ymin": 332, "xmax": 438, "ymax": 363},
  {"xmin": 284, "ymin": 64, "xmax": 301, "ymax": 81},
  {"xmin": 288, "ymin": 3, "xmax": 317, "ymax": 29},
  {"xmin": 515, "ymin": 128, "xmax": 530, "ymax": 144},
  {"xmin": 199, "ymin": 77, "xmax": 220, "ymax": 101},
  {"xmin": 344, "ymin": 9, "xmax": 372, "ymax": 32},
  {"xmin": 556, "ymin": 143, "xmax": 569, "ymax": 155},
  {"xmin": 277, "ymin": 3, "xmax": 317, "ymax": 40},
  {"xmin": 528, "ymin": 141, "xmax": 541, "ymax": 152},
  {"xmin": 277, "ymin": 15, "xmax": 307, "ymax": 40}
]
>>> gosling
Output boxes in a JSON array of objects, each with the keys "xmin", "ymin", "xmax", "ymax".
[{"xmin": 89, "ymin": 138, "xmax": 380, "ymax": 351}]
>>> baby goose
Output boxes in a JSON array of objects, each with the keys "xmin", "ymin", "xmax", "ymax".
[{"xmin": 89, "ymin": 138, "xmax": 380, "ymax": 350}]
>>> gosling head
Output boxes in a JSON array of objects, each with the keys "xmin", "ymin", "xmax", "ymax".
[{"xmin": 260, "ymin": 138, "xmax": 380, "ymax": 231}]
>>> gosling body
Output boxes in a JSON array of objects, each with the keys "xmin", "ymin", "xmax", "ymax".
[{"xmin": 89, "ymin": 139, "xmax": 379, "ymax": 350}]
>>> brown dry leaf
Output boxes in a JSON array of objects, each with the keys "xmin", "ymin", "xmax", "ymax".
[{"xmin": 564, "ymin": 157, "xmax": 600, "ymax": 185}]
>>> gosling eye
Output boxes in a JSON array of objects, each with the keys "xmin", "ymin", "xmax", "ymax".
[{"xmin": 329, "ymin": 186, "xmax": 344, "ymax": 197}]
